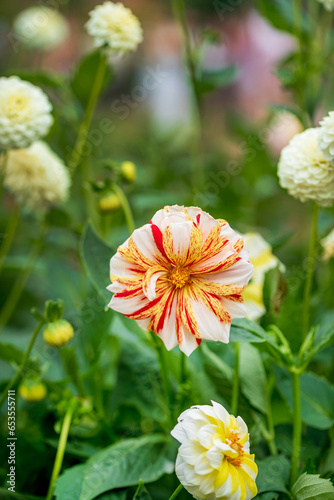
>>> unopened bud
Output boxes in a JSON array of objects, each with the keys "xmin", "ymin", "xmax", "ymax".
[
  {"xmin": 43, "ymin": 319, "xmax": 74, "ymax": 347},
  {"xmin": 120, "ymin": 161, "xmax": 136, "ymax": 183},
  {"xmin": 98, "ymin": 193, "xmax": 121, "ymax": 214},
  {"xmin": 19, "ymin": 381, "xmax": 47, "ymax": 403}
]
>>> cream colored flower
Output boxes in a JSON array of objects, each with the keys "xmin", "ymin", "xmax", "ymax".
[
  {"xmin": 4, "ymin": 141, "xmax": 70, "ymax": 212},
  {"xmin": 242, "ymin": 233, "xmax": 283, "ymax": 321},
  {"xmin": 317, "ymin": 0, "xmax": 334, "ymax": 10},
  {"xmin": 321, "ymin": 228, "xmax": 334, "ymax": 261},
  {"xmin": 171, "ymin": 401, "xmax": 258, "ymax": 500},
  {"xmin": 278, "ymin": 128, "xmax": 334, "ymax": 207},
  {"xmin": 85, "ymin": 2, "xmax": 143, "ymax": 55},
  {"xmin": 107, "ymin": 205, "xmax": 253, "ymax": 356},
  {"xmin": 13, "ymin": 6, "xmax": 69, "ymax": 51},
  {"xmin": 318, "ymin": 111, "xmax": 334, "ymax": 162},
  {"xmin": 0, "ymin": 76, "xmax": 53, "ymax": 150}
]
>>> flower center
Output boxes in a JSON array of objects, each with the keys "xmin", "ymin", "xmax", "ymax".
[
  {"xmin": 226, "ymin": 432, "xmax": 244, "ymax": 467},
  {"xmin": 6, "ymin": 93, "xmax": 31, "ymax": 119},
  {"xmin": 168, "ymin": 266, "xmax": 191, "ymax": 289}
]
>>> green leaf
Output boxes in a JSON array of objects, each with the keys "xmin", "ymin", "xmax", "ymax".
[
  {"xmin": 275, "ymin": 368, "xmax": 334, "ymax": 429},
  {"xmin": 0, "ymin": 490, "xmax": 42, "ymax": 500},
  {"xmin": 0, "ymin": 343, "xmax": 24, "ymax": 364},
  {"xmin": 201, "ymin": 342, "xmax": 233, "ymax": 382},
  {"xmin": 55, "ymin": 435, "xmax": 174, "ymax": 500},
  {"xmin": 239, "ymin": 343, "xmax": 268, "ymax": 414},
  {"xmin": 312, "ymin": 313, "xmax": 334, "ymax": 357},
  {"xmin": 256, "ymin": 455, "xmax": 290, "ymax": 495},
  {"xmin": 195, "ymin": 66, "xmax": 239, "ymax": 95},
  {"xmin": 230, "ymin": 320, "xmax": 266, "ymax": 343},
  {"xmin": 80, "ymin": 221, "xmax": 114, "ymax": 304},
  {"xmin": 292, "ymin": 473, "xmax": 334, "ymax": 500},
  {"xmin": 71, "ymin": 50, "xmax": 113, "ymax": 108},
  {"xmin": 8, "ymin": 70, "xmax": 64, "ymax": 88},
  {"xmin": 133, "ymin": 480, "xmax": 152, "ymax": 500}
]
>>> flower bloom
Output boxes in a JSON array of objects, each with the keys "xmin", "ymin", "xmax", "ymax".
[
  {"xmin": 107, "ymin": 206, "xmax": 253, "ymax": 356},
  {"xmin": 0, "ymin": 76, "xmax": 53, "ymax": 150},
  {"xmin": 318, "ymin": 111, "xmax": 334, "ymax": 163},
  {"xmin": 242, "ymin": 232, "xmax": 283, "ymax": 321},
  {"xmin": 321, "ymin": 228, "xmax": 334, "ymax": 261},
  {"xmin": 278, "ymin": 128, "xmax": 334, "ymax": 207},
  {"xmin": 171, "ymin": 401, "xmax": 258, "ymax": 500},
  {"xmin": 13, "ymin": 6, "xmax": 69, "ymax": 51},
  {"xmin": 85, "ymin": 1, "xmax": 143, "ymax": 56},
  {"xmin": 4, "ymin": 141, "xmax": 70, "ymax": 213}
]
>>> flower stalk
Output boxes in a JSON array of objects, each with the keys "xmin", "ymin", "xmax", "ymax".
[
  {"xmin": 302, "ymin": 203, "xmax": 319, "ymax": 338},
  {"xmin": 168, "ymin": 484, "xmax": 184, "ymax": 500},
  {"xmin": 0, "ymin": 204, "xmax": 20, "ymax": 275},
  {"xmin": 45, "ymin": 402, "xmax": 75, "ymax": 500},
  {"xmin": 111, "ymin": 183, "xmax": 135, "ymax": 234},
  {"xmin": 231, "ymin": 341, "xmax": 240, "ymax": 416},
  {"xmin": 0, "ymin": 319, "xmax": 44, "ymax": 409},
  {"xmin": 290, "ymin": 370, "xmax": 302, "ymax": 487}
]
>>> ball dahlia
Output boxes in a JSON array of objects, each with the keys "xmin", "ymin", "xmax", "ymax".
[
  {"xmin": 107, "ymin": 205, "xmax": 254, "ymax": 356},
  {"xmin": 3, "ymin": 141, "xmax": 70, "ymax": 213},
  {"xmin": 171, "ymin": 401, "xmax": 258, "ymax": 500},
  {"xmin": 278, "ymin": 128, "xmax": 334, "ymax": 207},
  {"xmin": 0, "ymin": 76, "xmax": 53, "ymax": 150},
  {"xmin": 85, "ymin": 1, "xmax": 143, "ymax": 56},
  {"xmin": 318, "ymin": 111, "xmax": 334, "ymax": 163}
]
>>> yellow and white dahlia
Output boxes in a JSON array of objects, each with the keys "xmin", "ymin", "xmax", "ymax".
[
  {"xmin": 278, "ymin": 128, "xmax": 334, "ymax": 207},
  {"xmin": 171, "ymin": 401, "xmax": 258, "ymax": 500},
  {"xmin": 4, "ymin": 141, "xmax": 70, "ymax": 213},
  {"xmin": 318, "ymin": 111, "xmax": 334, "ymax": 163},
  {"xmin": 321, "ymin": 228, "xmax": 334, "ymax": 261},
  {"xmin": 107, "ymin": 206, "xmax": 254, "ymax": 356},
  {"xmin": 85, "ymin": 2, "xmax": 143, "ymax": 55},
  {"xmin": 13, "ymin": 7, "xmax": 69, "ymax": 51},
  {"xmin": 0, "ymin": 76, "xmax": 53, "ymax": 150},
  {"xmin": 242, "ymin": 232, "xmax": 283, "ymax": 321}
]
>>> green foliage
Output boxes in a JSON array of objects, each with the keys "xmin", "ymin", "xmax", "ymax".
[
  {"xmin": 239, "ymin": 343, "xmax": 268, "ymax": 414},
  {"xmin": 133, "ymin": 480, "xmax": 152, "ymax": 500},
  {"xmin": 194, "ymin": 66, "xmax": 239, "ymax": 96},
  {"xmin": 256, "ymin": 455, "xmax": 290, "ymax": 495},
  {"xmin": 292, "ymin": 473, "xmax": 334, "ymax": 500},
  {"xmin": 55, "ymin": 435, "xmax": 174, "ymax": 500}
]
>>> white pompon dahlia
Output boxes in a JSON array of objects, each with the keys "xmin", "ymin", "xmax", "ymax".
[
  {"xmin": 318, "ymin": 111, "xmax": 334, "ymax": 162},
  {"xmin": 242, "ymin": 232, "xmax": 283, "ymax": 321},
  {"xmin": 13, "ymin": 7, "xmax": 69, "ymax": 51},
  {"xmin": 85, "ymin": 2, "xmax": 143, "ymax": 55},
  {"xmin": 171, "ymin": 401, "xmax": 258, "ymax": 500},
  {"xmin": 321, "ymin": 228, "xmax": 334, "ymax": 261},
  {"xmin": 0, "ymin": 76, "xmax": 53, "ymax": 150},
  {"xmin": 107, "ymin": 206, "xmax": 254, "ymax": 356},
  {"xmin": 317, "ymin": 0, "xmax": 334, "ymax": 10},
  {"xmin": 278, "ymin": 128, "xmax": 334, "ymax": 207},
  {"xmin": 4, "ymin": 141, "xmax": 70, "ymax": 212}
]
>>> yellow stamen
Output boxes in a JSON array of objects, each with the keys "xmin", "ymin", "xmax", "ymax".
[
  {"xmin": 226, "ymin": 432, "xmax": 244, "ymax": 467},
  {"xmin": 168, "ymin": 266, "xmax": 191, "ymax": 289}
]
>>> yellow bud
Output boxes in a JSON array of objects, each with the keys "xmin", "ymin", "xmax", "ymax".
[
  {"xmin": 98, "ymin": 193, "xmax": 122, "ymax": 214},
  {"xmin": 43, "ymin": 319, "xmax": 74, "ymax": 347},
  {"xmin": 19, "ymin": 381, "xmax": 47, "ymax": 403},
  {"xmin": 121, "ymin": 161, "xmax": 136, "ymax": 183}
]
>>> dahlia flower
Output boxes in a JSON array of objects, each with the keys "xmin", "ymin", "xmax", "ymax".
[
  {"xmin": 0, "ymin": 76, "xmax": 53, "ymax": 150},
  {"xmin": 242, "ymin": 232, "xmax": 283, "ymax": 321},
  {"xmin": 321, "ymin": 228, "xmax": 334, "ymax": 261},
  {"xmin": 13, "ymin": 6, "xmax": 69, "ymax": 51},
  {"xmin": 278, "ymin": 128, "xmax": 334, "ymax": 207},
  {"xmin": 3, "ymin": 141, "xmax": 70, "ymax": 213},
  {"xmin": 318, "ymin": 111, "xmax": 334, "ymax": 163},
  {"xmin": 85, "ymin": 2, "xmax": 143, "ymax": 56},
  {"xmin": 171, "ymin": 401, "xmax": 258, "ymax": 500},
  {"xmin": 107, "ymin": 206, "xmax": 253, "ymax": 356}
]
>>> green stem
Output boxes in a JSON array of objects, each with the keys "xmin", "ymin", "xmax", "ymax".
[
  {"xmin": 290, "ymin": 371, "xmax": 302, "ymax": 487},
  {"xmin": 302, "ymin": 203, "xmax": 319, "ymax": 339},
  {"xmin": 150, "ymin": 332, "xmax": 173, "ymax": 426},
  {"xmin": 266, "ymin": 387, "xmax": 278, "ymax": 455},
  {"xmin": 46, "ymin": 403, "xmax": 74, "ymax": 500},
  {"xmin": 0, "ymin": 320, "xmax": 44, "ymax": 409},
  {"xmin": 112, "ymin": 183, "xmax": 135, "ymax": 234},
  {"xmin": 0, "ymin": 205, "xmax": 19, "ymax": 275},
  {"xmin": 68, "ymin": 53, "xmax": 107, "ymax": 172},
  {"xmin": 293, "ymin": 0, "xmax": 302, "ymax": 53},
  {"xmin": 168, "ymin": 484, "xmax": 184, "ymax": 500},
  {"xmin": 0, "ymin": 151, "xmax": 9, "ymax": 202},
  {"xmin": 231, "ymin": 342, "xmax": 240, "ymax": 416}
]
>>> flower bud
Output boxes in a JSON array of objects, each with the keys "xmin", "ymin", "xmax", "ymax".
[
  {"xmin": 43, "ymin": 319, "xmax": 74, "ymax": 347},
  {"xmin": 98, "ymin": 193, "xmax": 121, "ymax": 214},
  {"xmin": 120, "ymin": 161, "xmax": 137, "ymax": 183},
  {"xmin": 19, "ymin": 381, "xmax": 47, "ymax": 403}
]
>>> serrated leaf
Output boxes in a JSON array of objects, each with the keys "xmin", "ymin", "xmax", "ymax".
[
  {"xmin": 239, "ymin": 343, "xmax": 268, "ymax": 414},
  {"xmin": 80, "ymin": 221, "xmax": 114, "ymax": 304},
  {"xmin": 133, "ymin": 480, "xmax": 152, "ymax": 500},
  {"xmin": 292, "ymin": 472, "xmax": 334, "ymax": 500},
  {"xmin": 275, "ymin": 368, "xmax": 334, "ymax": 429},
  {"xmin": 256, "ymin": 455, "xmax": 290, "ymax": 495},
  {"xmin": 55, "ymin": 435, "xmax": 174, "ymax": 500}
]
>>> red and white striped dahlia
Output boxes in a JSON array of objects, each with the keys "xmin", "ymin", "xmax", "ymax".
[{"xmin": 107, "ymin": 206, "xmax": 254, "ymax": 356}]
